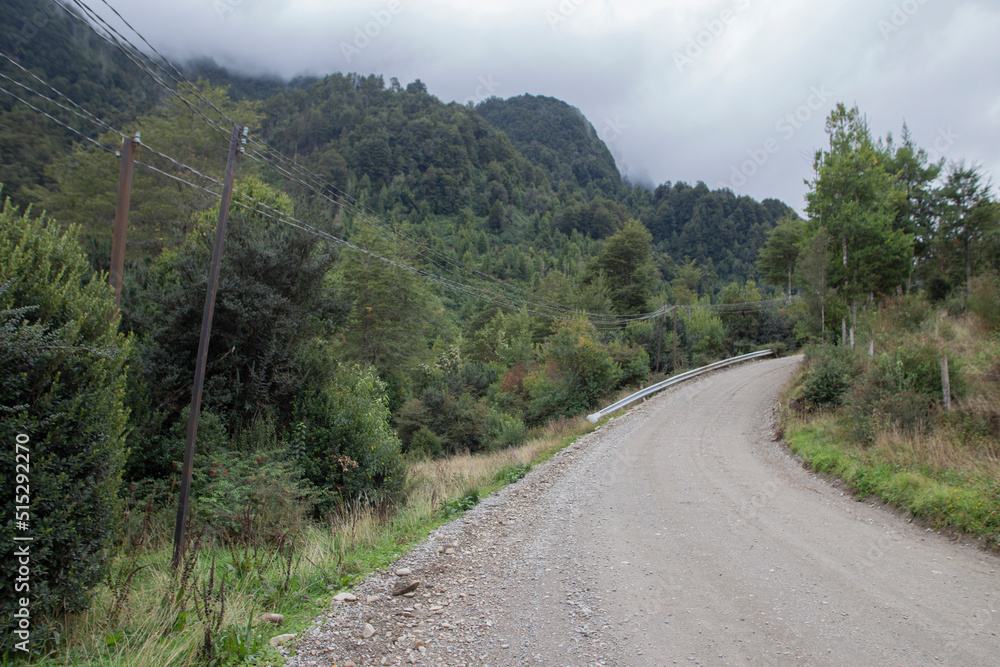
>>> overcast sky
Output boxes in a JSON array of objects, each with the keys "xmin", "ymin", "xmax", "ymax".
[{"xmin": 89, "ymin": 0, "xmax": 1000, "ymax": 212}]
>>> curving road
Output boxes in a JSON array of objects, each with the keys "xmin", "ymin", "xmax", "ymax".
[{"xmin": 288, "ymin": 356, "xmax": 999, "ymax": 666}]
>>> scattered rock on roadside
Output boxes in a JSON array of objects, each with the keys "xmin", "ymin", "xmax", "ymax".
[
  {"xmin": 255, "ymin": 612, "xmax": 284, "ymax": 625},
  {"xmin": 391, "ymin": 581, "xmax": 420, "ymax": 596}
]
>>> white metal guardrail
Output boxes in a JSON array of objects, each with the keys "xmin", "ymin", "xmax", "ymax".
[{"xmin": 586, "ymin": 349, "xmax": 776, "ymax": 423}]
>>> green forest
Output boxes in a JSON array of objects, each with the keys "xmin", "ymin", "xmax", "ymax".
[{"xmin": 1, "ymin": 0, "xmax": 999, "ymax": 664}]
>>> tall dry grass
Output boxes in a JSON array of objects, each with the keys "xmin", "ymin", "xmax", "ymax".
[
  {"xmin": 30, "ymin": 413, "xmax": 599, "ymax": 666},
  {"xmin": 869, "ymin": 311, "xmax": 1000, "ymax": 480}
]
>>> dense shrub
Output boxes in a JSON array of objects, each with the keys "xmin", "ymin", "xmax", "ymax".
[
  {"xmin": 397, "ymin": 388, "xmax": 486, "ymax": 455},
  {"xmin": 484, "ymin": 409, "xmax": 527, "ymax": 451},
  {"xmin": 684, "ymin": 307, "xmax": 726, "ymax": 367},
  {"xmin": 152, "ymin": 411, "xmax": 316, "ymax": 542},
  {"xmin": 967, "ymin": 273, "xmax": 1000, "ymax": 329},
  {"xmin": 878, "ymin": 295, "xmax": 932, "ymax": 333},
  {"xmin": 408, "ymin": 426, "xmax": 445, "ymax": 460},
  {"xmin": 0, "ymin": 200, "xmax": 130, "ymax": 648},
  {"xmin": 801, "ymin": 344, "xmax": 853, "ymax": 407},
  {"xmin": 523, "ymin": 318, "xmax": 621, "ymax": 425},
  {"xmin": 606, "ymin": 339, "xmax": 650, "ymax": 388},
  {"xmin": 622, "ymin": 319, "xmax": 659, "ymax": 371},
  {"xmin": 523, "ymin": 365, "xmax": 570, "ymax": 426},
  {"xmin": 293, "ymin": 364, "xmax": 404, "ymax": 513},
  {"xmin": 894, "ymin": 343, "xmax": 964, "ymax": 400},
  {"xmin": 847, "ymin": 352, "xmax": 938, "ymax": 444},
  {"xmin": 191, "ymin": 447, "xmax": 314, "ymax": 543}
]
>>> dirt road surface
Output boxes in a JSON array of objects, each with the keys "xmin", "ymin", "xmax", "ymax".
[{"xmin": 285, "ymin": 355, "xmax": 999, "ymax": 666}]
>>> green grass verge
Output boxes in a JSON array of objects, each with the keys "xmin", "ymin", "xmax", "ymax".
[{"xmin": 786, "ymin": 419, "xmax": 1000, "ymax": 550}]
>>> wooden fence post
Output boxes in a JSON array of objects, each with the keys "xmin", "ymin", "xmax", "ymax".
[{"xmin": 941, "ymin": 355, "xmax": 951, "ymax": 411}]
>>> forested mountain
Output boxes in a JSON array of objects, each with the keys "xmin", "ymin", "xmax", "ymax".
[
  {"xmin": 0, "ymin": 0, "xmax": 161, "ymax": 204},
  {"xmin": 476, "ymin": 94, "xmax": 623, "ymax": 198},
  {"xmin": 0, "ymin": 0, "xmax": 802, "ymax": 484},
  {"xmin": 1, "ymin": 0, "xmax": 795, "ymax": 300},
  {"xmin": 639, "ymin": 181, "xmax": 794, "ymax": 285}
]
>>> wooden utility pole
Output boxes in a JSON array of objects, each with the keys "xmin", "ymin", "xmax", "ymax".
[
  {"xmin": 172, "ymin": 124, "xmax": 246, "ymax": 569},
  {"xmin": 655, "ymin": 307, "xmax": 664, "ymax": 373},
  {"xmin": 109, "ymin": 133, "xmax": 140, "ymax": 313},
  {"xmin": 672, "ymin": 306, "xmax": 678, "ymax": 372}
]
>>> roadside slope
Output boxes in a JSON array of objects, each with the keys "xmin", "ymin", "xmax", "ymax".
[{"xmin": 287, "ymin": 356, "xmax": 999, "ymax": 666}]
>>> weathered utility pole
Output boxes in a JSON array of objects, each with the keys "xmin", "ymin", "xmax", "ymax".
[
  {"xmin": 109, "ymin": 133, "xmax": 140, "ymax": 314},
  {"xmin": 172, "ymin": 124, "xmax": 246, "ymax": 569},
  {"xmin": 655, "ymin": 307, "xmax": 664, "ymax": 373},
  {"xmin": 672, "ymin": 306, "xmax": 678, "ymax": 372}
]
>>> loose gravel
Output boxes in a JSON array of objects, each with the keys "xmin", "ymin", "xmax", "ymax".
[{"xmin": 283, "ymin": 356, "xmax": 1000, "ymax": 666}]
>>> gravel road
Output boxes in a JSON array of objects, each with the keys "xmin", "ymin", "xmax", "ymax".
[{"xmin": 284, "ymin": 355, "xmax": 999, "ymax": 666}]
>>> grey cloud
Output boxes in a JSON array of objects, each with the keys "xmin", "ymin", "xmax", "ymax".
[{"xmin": 93, "ymin": 0, "xmax": 1000, "ymax": 210}]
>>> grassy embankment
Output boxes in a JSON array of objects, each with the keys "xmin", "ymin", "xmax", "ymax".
[
  {"xmin": 781, "ymin": 301, "xmax": 1000, "ymax": 551},
  {"xmin": 24, "ymin": 413, "xmax": 609, "ymax": 667}
]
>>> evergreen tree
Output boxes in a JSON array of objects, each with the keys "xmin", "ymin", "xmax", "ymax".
[
  {"xmin": 936, "ymin": 162, "xmax": 999, "ymax": 295},
  {"xmin": 589, "ymin": 218, "xmax": 657, "ymax": 314},
  {"xmin": 1, "ymin": 196, "xmax": 130, "ymax": 646},
  {"xmin": 805, "ymin": 103, "xmax": 910, "ymax": 346},
  {"xmin": 757, "ymin": 215, "xmax": 805, "ymax": 297}
]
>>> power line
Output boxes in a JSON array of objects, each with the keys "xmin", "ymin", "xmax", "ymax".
[
  {"xmin": 8, "ymin": 3, "xmax": 797, "ymax": 327},
  {"xmin": 49, "ymin": 0, "xmax": 676, "ymax": 324},
  {"xmin": 0, "ymin": 52, "xmax": 122, "ymax": 138},
  {"xmin": 54, "ymin": 0, "xmax": 233, "ymax": 140},
  {"xmin": 0, "ymin": 83, "xmax": 116, "ymax": 155}
]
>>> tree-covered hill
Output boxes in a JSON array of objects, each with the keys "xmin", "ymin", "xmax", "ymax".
[
  {"xmin": 1, "ymin": 0, "xmax": 798, "ymax": 304},
  {"xmin": 476, "ymin": 93, "xmax": 623, "ymax": 198},
  {"xmin": 638, "ymin": 180, "xmax": 795, "ymax": 285},
  {"xmin": 0, "ymin": 0, "xmax": 161, "ymax": 205}
]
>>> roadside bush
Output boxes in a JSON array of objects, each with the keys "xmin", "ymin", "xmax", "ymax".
[
  {"xmin": 895, "ymin": 343, "xmax": 964, "ymax": 401},
  {"xmin": 396, "ymin": 388, "xmax": 490, "ymax": 456},
  {"xmin": 801, "ymin": 344, "xmax": 852, "ymax": 407},
  {"xmin": 191, "ymin": 447, "xmax": 315, "ymax": 544},
  {"xmin": 606, "ymin": 339, "xmax": 650, "ymax": 388},
  {"xmin": 684, "ymin": 307, "xmax": 726, "ymax": 366},
  {"xmin": 484, "ymin": 409, "xmax": 527, "ymax": 451},
  {"xmin": 293, "ymin": 364, "xmax": 404, "ymax": 513},
  {"xmin": 968, "ymin": 273, "xmax": 1000, "ymax": 329},
  {"xmin": 0, "ymin": 199, "xmax": 130, "ymax": 648},
  {"xmin": 165, "ymin": 414, "xmax": 316, "ymax": 543},
  {"xmin": 408, "ymin": 426, "xmax": 445, "ymax": 460},
  {"xmin": 847, "ymin": 353, "xmax": 937, "ymax": 444},
  {"xmin": 523, "ymin": 366, "xmax": 570, "ymax": 426},
  {"xmin": 623, "ymin": 319, "xmax": 658, "ymax": 371},
  {"xmin": 878, "ymin": 295, "xmax": 932, "ymax": 333}
]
